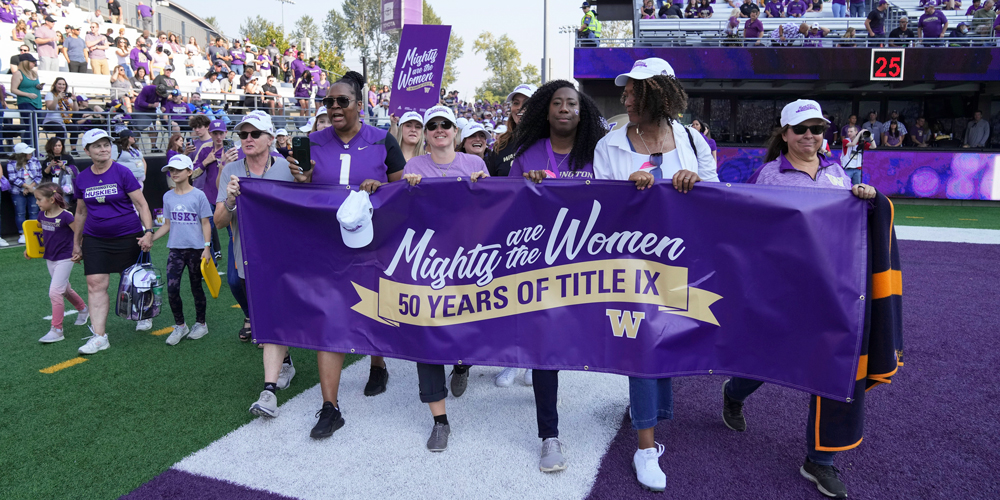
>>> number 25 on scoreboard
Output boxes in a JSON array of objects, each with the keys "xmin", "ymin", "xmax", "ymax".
[{"xmin": 870, "ymin": 49, "xmax": 904, "ymax": 81}]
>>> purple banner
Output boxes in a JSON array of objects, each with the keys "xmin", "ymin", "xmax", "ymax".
[
  {"xmin": 574, "ymin": 48, "xmax": 1000, "ymax": 82},
  {"xmin": 866, "ymin": 151, "xmax": 999, "ymax": 200},
  {"xmin": 238, "ymin": 178, "xmax": 869, "ymax": 401},
  {"xmin": 381, "ymin": 0, "xmax": 422, "ymax": 32},
  {"xmin": 388, "ymin": 24, "xmax": 450, "ymax": 117}
]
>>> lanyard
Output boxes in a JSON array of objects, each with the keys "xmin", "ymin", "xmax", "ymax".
[
  {"xmin": 545, "ymin": 139, "xmax": 569, "ymax": 173},
  {"xmin": 243, "ymin": 156, "xmax": 274, "ymax": 178}
]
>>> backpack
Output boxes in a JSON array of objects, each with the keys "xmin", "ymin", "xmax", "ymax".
[{"xmin": 116, "ymin": 252, "xmax": 163, "ymax": 321}]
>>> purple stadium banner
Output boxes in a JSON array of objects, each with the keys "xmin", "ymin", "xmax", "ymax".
[
  {"xmin": 237, "ymin": 178, "xmax": 869, "ymax": 401},
  {"xmin": 866, "ymin": 151, "xmax": 999, "ymax": 200},
  {"xmin": 380, "ymin": 0, "xmax": 422, "ymax": 32},
  {"xmin": 574, "ymin": 48, "xmax": 1000, "ymax": 81},
  {"xmin": 388, "ymin": 24, "xmax": 450, "ymax": 117}
]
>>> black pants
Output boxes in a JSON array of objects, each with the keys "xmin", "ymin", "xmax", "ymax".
[
  {"xmin": 68, "ymin": 61, "xmax": 88, "ymax": 73},
  {"xmin": 532, "ymin": 369, "xmax": 559, "ymax": 439},
  {"xmin": 167, "ymin": 248, "xmax": 207, "ymax": 325}
]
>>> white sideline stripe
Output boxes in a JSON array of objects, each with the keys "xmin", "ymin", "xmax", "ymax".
[
  {"xmin": 895, "ymin": 226, "xmax": 1000, "ymax": 244},
  {"xmin": 175, "ymin": 359, "xmax": 628, "ymax": 500},
  {"xmin": 42, "ymin": 310, "xmax": 78, "ymax": 321}
]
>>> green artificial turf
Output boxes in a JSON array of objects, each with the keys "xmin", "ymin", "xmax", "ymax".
[
  {"xmin": 0, "ymin": 237, "xmax": 360, "ymax": 500},
  {"xmin": 893, "ymin": 204, "xmax": 1000, "ymax": 230}
]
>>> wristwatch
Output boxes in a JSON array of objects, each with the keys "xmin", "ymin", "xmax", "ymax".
[{"xmin": 144, "ymin": 228, "xmax": 155, "ymax": 235}]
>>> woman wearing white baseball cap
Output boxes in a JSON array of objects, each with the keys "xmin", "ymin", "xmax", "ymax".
[
  {"xmin": 489, "ymin": 83, "xmax": 538, "ymax": 177},
  {"xmin": 455, "ymin": 121, "xmax": 490, "ymax": 162},
  {"xmin": 71, "ymin": 129, "xmax": 155, "ymax": 355},
  {"xmin": 592, "ymin": 56, "xmax": 718, "ymax": 493},
  {"xmin": 389, "ymin": 111, "xmax": 425, "ymax": 163},
  {"xmin": 720, "ymin": 99, "xmax": 874, "ymax": 500},
  {"xmin": 6, "ymin": 142, "xmax": 42, "ymax": 244},
  {"xmin": 213, "ymin": 112, "xmax": 300, "ymax": 421}
]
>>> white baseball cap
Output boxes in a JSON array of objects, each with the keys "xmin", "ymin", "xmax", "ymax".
[
  {"xmin": 299, "ymin": 118, "xmax": 315, "ymax": 133},
  {"xmin": 400, "ymin": 111, "xmax": 423, "ymax": 126},
  {"xmin": 461, "ymin": 122, "xmax": 487, "ymax": 141},
  {"xmin": 275, "ymin": 128, "xmax": 288, "ymax": 137},
  {"xmin": 237, "ymin": 112, "xmax": 275, "ymax": 136},
  {"xmin": 495, "ymin": 124, "xmax": 508, "ymax": 135},
  {"xmin": 506, "ymin": 83, "xmax": 538, "ymax": 102},
  {"xmin": 13, "ymin": 143, "xmax": 35, "ymax": 155},
  {"xmin": 780, "ymin": 99, "xmax": 830, "ymax": 127},
  {"xmin": 614, "ymin": 58, "xmax": 676, "ymax": 86},
  {"xmin": 81, "ymin": 129, "xmax": 111, "ymax": 149},
  {"xmin": 456, "ymin": 117, "xmax": 469, "ymax": 130},
  {"xmin": 160, "ymin": 154, "xmax": 195, "ymax": 172},
  {"xmin": 337, "ymin": 190, "xmax": 374, "ymax": 249},
  {"xmin": 811, "ymin": 22, "xmax": 821, "ymax": 29},
  {"xmin": 423, "ymin": 105, "xmax": 456, "ymax": 125}
]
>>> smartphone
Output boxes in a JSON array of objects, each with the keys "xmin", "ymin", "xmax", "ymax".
[
  {"xmin": 292, "ymin": 136, "xmax": 312, "ymax": 172},
  {"xmin": 186, "ymin": 137, "xmax": 193, "ymax": 146},
  {"xmin": 222, "ymin": 139, "xmax": 234, "ymax": 150}
]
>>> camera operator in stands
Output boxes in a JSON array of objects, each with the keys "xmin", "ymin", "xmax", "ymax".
[
  {"xmin": 841, "ymin": 126, "xmax": 876, "ymax": 185},
  {"xmin": 888, "ymin": 17, "xmax": 916, "ymax": 46}
]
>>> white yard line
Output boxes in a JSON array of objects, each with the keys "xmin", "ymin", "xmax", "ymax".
[{"xmin": 895, "ymin": 226, "xmax": 1000, "ymax": 244}]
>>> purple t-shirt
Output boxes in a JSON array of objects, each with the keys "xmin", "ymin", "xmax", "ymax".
[
  {"xmin": 137, "ymin": 4, "xmax": 152, "ymax": 18},
  {"xmin": 745, "ymin": 18, "xmax": 765, "ymax": 38},
  {"xmin": 257, "ymin": 54, "xmax": 271, "ymax": 71},
  {"xmin": 698, "ymin": 5, "xmax": 714, "ymax": 16},
  {"xmin": 765, "ymin": 2, "xmax": 783, "ymax": 17},
  {"xmin": 165, "ymin": 101, "xmax": 189, "ymax": 123},
  {"xmin": 38, "ymin": 210, "xmax": 75, "ymax": 261},
  {"xmin": 309, "ymin": 123, "xmax": 406, "ymax": 185},
  {"xmin": 193, "ymin": 144, "xmax": 223, "ymax": 203},
  {"xmin": 135, "ymin": 85, "xmax": 165, "ymax": 113},
  {"xmin": 403, "ymin": 153, "xmax": 490, "ymax": 178},
  {"xmin": 919, "ymin": 11, "xmax": 948, "ymax": 38},
  {"xmin": 748, "ymin": 153, "xmax": 850, "ymax": 189},
  {"xmin": 786, "ymin": 0, "xmax": 807, "ymax": 15},
  {"xmin": 965, "ymin": 5, "xmax": 978, "ymax": 15},
  {"xmin": 230, "ymin": 48, "xmax": 245, "ymax": 65},
  {"xmin": 508, "ymin": 141, "xmax": 595, "ymax": 179},
  {"xmin": 74, "ymin": 162, "xmax": 144, "ymax": 238},
  {"xmin": 290, "ymin": 59, "xmax": 308, "ymax": 81},
  {"xmin": 832, "ymin": 0, "xmax": 846, "ymax": 5}
]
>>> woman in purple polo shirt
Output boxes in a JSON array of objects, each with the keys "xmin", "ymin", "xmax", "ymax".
[
  {"xmin": 288, "ymin": 71, "xmax": 405, "ymax": 439},
  {"xmin": 720, "ymin": 100, "xmax": 874, "ymax": 500},
  {"xmin": 71, "ymin": 129, "xmax": 155, "ymax": 355}
]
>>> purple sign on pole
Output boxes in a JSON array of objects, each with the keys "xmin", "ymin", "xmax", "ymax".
[
  {"xmin": 388, "ymin": 24, "xmax": 450, "ymax": 117},
  {"xmin": 381, "ymin": 0, "xmax": 423, "ymax": 32},
  {"xmin": 238, "ymin": 179, "xmax": 868, "ymax": 401}
]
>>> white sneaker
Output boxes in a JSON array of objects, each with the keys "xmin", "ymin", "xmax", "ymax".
[
  {"xmin": 39, "ymin": 328, "xmax": 65, "ymax": 343},
  {"xmin": 78, "ymin": 333, "xmax": 110, "ymax": 354},
  {"xmin": 276, "ymin": 361, "xmax": 295, "ymax": 390},
  {"xmin": 495, "ymin": 367, "xmax": 518, "ymax": 387},
  {"xmin": 632, "ymin": 443, "xmax": 666, "ymax": 492},
  {"xmin": 249, "ymin": 390, "xmax": 278, "ymax": 417},
  {"xmin": 17, "ymin": 234, "xmax": 25, "ymax": 244},
  {"xmin": 0, "ymin": 238, "xmax": 9, "ymax": 247},
  {"xmin": 74, "ymin": 307, "xmax": 90, "ymax": 326},
  {"xmin": 523, "ymin": 369, "xmax": 533, "ymax": 386},
  {"xmin": 188, "ymin": 322, "xmax": 209, "ymax": 340},
  {"xmin": 136, "ymin": 319, "xmax": 152, "ymax": 331},
  {"xmin": 165, "ymin": 324, "xmax": 189, "ymax": 345}
]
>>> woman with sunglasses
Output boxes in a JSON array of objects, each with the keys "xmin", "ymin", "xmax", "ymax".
[
  {"xmin": 719, "ymin": 100, "xmax": 874, "ymax": 500},
  {"xmin": 488, "ymin": 83, "xmax": 536, "ymax": 177},
  {"xmin": 592, "ymin": 57, "xmax": 718, "ymax": 493},
  {"xmin": 287, "ymin": 71, "xmax": 405, "ymax": 440}
]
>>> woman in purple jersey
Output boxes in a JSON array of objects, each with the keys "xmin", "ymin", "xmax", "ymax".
[
  {"xmin": 71, "ymin": 129, "xmax": 154, "ymax": 356},
  {"xmin": 288, "ymin": 71, "xmax": 405, "ymax": 440},
  {"xmin": 690, "ymin": 119, "xmax": 717, "ymax": 162}
]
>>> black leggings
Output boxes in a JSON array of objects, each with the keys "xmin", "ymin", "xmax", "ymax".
[{"xmin": 167, "ymin": 248, "xmax": 207, "ymax": 325}]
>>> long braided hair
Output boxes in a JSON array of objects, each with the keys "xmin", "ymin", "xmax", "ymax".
[
  {"xmin": 622, "ymin": 74, "xmax": 688, "ymax": 126},
  {"xmin": 512, "ymin": 80, "xmax": 606, "ymax": 171}
]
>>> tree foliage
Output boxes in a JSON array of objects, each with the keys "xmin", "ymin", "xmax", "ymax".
[
  {"xmin": 291, "ymin": 15, "xmax": 348, "ymax": 77},
  {"xmin": 422, "ymin": 2, "xmax": 464, "ymax": 91},
  {"xmin": 203, "ymin": 16, "xmax": 219, "ymax": 31},
  {"xmin": 239, "ymin": 16, "xmax": 286, "ymax": 49},
  {"xmin": 323, "ymin": 0, "xmax": 398, "ymax": 86},
  {"xmin": 472, "ymin": 32, "xmax": 537, "ymax": 102},
  {"xmin": 599, "ymin": 20, "xmax": 634, "ymax": 47}
]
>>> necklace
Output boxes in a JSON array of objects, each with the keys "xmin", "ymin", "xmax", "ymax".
[
  {"xmin": 635, "ymin": 122, "xmax": 671, "ymax": 154},
  {"xmin": 433, "ymin": 155, "xmax": 456, "ymax": 176}
]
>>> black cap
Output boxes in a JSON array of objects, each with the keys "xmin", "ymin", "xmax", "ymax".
[
  {"xmin": 18, "ymin": 53, "xmax": 37, "ymax": 63},
  {"xmin": 45, "ymin": 15, "xmax": 57, "ymax": 23}
]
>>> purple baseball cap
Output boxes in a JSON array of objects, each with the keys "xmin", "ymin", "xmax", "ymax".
[{"xmin": 209, "ymin": 119, "xmax": 226, "ymax": 132}]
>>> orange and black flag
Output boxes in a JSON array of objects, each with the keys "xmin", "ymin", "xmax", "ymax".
[{"xmin": 808, "ymin": 192, "xmax": 903, "ymax": 452}]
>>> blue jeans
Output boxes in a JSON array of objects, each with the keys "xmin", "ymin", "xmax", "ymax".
[
  {"xmin": 845, "ymin": 168, "xmax": 862, "ymax": 185},
  {"xmin": 231, "ymin": 64, "xmax": 244, "ymax": 76},
  {"xmin": 628, "ymin": 377, "xmax": 673, "ymax": 430},
  {"xmin": 122, "ymin": 64, "xmax": 134, "ymax": 78},
  {"xmin": 832, "ymin": 3, "xmax": 846, "ymax": 17},
  {"xmin": 726, "ymin": 377, "xmax": 837, "ymax": 466},
  {"xmin": 849, "ymin": 2, "xmax": 866, "ymax": 16},
  {"xmin": 11, "ymin": 189, "xmax": 39, "ymax": 234}
]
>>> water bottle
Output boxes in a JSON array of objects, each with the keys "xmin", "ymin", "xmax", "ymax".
[{"xmin": 151, "ymin": 270, "xmax": 164, "ymax": 308}]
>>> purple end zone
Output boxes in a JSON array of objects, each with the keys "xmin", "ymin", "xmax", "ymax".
[
  {"xmin": 121, "ymin": 469, "xmax": 297, "ymax": 500},
  {"xmin": 586, "ymin": 240, "xmax": 1000, "ymax": 500}
]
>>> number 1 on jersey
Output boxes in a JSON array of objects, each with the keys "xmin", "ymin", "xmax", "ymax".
[{"xmin": 339, "ymin": 154, "xmax": 351, "ymax": 185}]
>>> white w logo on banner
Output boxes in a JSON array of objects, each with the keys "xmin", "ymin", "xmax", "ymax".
[{"xmin": 605, "ymin": 309, "xmax": 645, "ymax": 339}]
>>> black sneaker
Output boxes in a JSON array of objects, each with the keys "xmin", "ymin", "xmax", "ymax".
[
  {"xmin": 800, "ymin": 460, "xmax": 848, "ymax": 499},
  {"xmin": 310, "ymin": 402, "xmax": 345, "ymax": 439},
  {"xmin": 363, "ymin": 365, "xmax": 389, "ymax": 396},
  {"xmin": 722, "ymin": 380, "xmax": 747, "ymax": 432}
]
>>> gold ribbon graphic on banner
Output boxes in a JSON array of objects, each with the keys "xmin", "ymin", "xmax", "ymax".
[{"xmin": 351, "ymin": 259, "xmax": 722, "ymax": 327}]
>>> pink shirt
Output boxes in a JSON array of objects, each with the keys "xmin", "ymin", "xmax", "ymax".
[{"xmin": 34, "ymin": 26, "xmax": 57, "ymax": 58}]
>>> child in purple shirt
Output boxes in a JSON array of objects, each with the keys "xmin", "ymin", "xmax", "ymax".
[{"xmin": 32, "ymin": 182, "xmax": 89, "ymax": 343}]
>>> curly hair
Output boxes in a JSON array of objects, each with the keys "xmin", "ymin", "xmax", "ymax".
[
  {"xmin": 512, "ymin": 80, "xmax": 606, "ymax": 172},
  {"xmin": 334, "ymin": 70, "xmax": 365, "ymax": 102},
  {"xmin": 621, "ymin": 75, "xmax": 688, "ymax": 125}
]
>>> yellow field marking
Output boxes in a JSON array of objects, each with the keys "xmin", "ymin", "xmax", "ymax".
[
  {"xmin": 152, "ymin": 327, "xmax": 174, "ymax": 336},
  {"xmin": 905, "ymin": 216, "xmax": 924, "ymax": 219},
  {"xmin": 40, "ymin": 357, "xmax": 88, "ymax": 374},
  {"xmin": 958, "ymin": 218, "xmax": 978, "ymax": 221},
  {"xmin": 231, "ymin": 305, "xmax": 241, "ymax": 309}
]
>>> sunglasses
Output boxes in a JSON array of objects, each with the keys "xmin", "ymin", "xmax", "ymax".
[
  {"xmin": 237, "ymin": 130, "xmax": 264, "ymax": 139},
  {"xmin": 322, "ymin": 96, "xmax": 353, "ymax": 109},
  {"xmin": 20, "ymin": 48, "xmax": 29, "ymax": 52},
  {"xmin": 425, "ymin": 120, "xmax": 454, "ymax": 131},
  {"xmin": 790, "ymin": 124, "xmax": 828, "ymax": 135}
]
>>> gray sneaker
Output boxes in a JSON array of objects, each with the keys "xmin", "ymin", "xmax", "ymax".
[
  {"xmin": 188, "ymin": 322, "xmax": 209, "ymax": 340},
  {"xmin": 276, "ymin": 361, "xmax": 295, "ymax": 390},
  {"xmin": 249, "ymin": 390, "xmax": 278, "ymax": 418},
  {"xmin": 539, "ymin": 437, "xmax": 568, "ymax": 472},
  {"xmin": 450, "ymin": 368, "xmax": 469, "ymax": 398},
  {"xmin": 165, "ymin": 324, "xmax": 190, "ymax": 345},
  {"xmin": 426, "ymin": 422, "xmax": 450, "ymax": 452}
]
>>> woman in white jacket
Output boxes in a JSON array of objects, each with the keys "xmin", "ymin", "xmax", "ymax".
[{"xmin": 592, "ymin": 57, "xmax": 718, "ymax": 493}]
